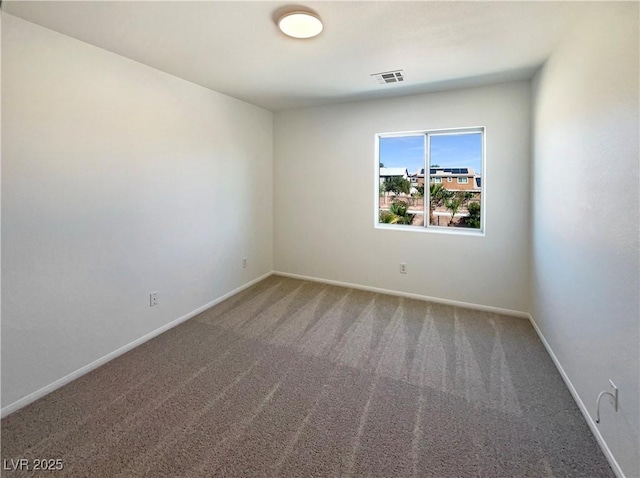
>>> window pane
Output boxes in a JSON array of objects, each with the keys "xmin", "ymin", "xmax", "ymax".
[
  {"xmin": 378, "ymin": 136, "xmax": 424, "ymax": 226},
  {"xmin": 428, "ymin": 133, "xmax": 482, "ymax": 229}
]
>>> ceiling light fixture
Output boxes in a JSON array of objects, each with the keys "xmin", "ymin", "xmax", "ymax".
[{"xmin": 278, "ymin": 11, "xmax": 323, "ymax": 39}]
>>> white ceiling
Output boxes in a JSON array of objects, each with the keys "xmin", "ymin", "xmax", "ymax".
[{"xmin": 4, "ymin": 1, "xmax": 593, "ymax": 111}]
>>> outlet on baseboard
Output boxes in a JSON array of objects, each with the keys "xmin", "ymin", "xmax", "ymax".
[{"xmin": 149, "ymin": 292, "xmax": 158, "ymax": 307}]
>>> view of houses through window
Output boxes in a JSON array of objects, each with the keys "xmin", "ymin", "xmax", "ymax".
[{"xmin": 377, "ymin": 128, "xmax": 483, "ymax": 231}]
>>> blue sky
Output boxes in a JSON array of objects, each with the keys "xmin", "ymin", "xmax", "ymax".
[{"xmin": 379, "ymin": 133, "xmax": 482, "ymax": 174}]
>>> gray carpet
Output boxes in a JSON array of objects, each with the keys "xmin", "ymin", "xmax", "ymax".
[{"xmin": 1, "ymin": 275, "xmax": 613, "ymax": 477}]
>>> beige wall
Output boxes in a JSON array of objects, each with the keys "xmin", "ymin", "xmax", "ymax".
[
  {"xmin": 531, "ymin": 4, "xmax": 639, "ymax": 476},
  {"xmin": 274, "ymin": 81, "xmax": 531, "ymax": 313},
  {"xmin": 2, "ymin": 15, "xmax": 274, "ymax": 410}
]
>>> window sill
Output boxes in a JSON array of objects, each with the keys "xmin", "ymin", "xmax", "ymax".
[{"xmin": 374, "ymin": 223, "xmax": 485, "ymax": 237}]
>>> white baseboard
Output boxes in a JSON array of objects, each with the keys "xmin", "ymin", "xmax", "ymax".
[
  {"xmin": 527, "ymin": 314, "xmax": 625, "ymax": 478},
  {"xmin": 273, "ymin": 271, "xmax": 530, "ymax": 319},
  {"xmin": 0, "ymin": 272, "xmax": 273, "ymax": 419}
]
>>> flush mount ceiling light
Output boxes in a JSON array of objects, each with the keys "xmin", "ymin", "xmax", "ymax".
[{"xmin": 278, "ymin": 11, "xmax": 323, "ymax": 39}]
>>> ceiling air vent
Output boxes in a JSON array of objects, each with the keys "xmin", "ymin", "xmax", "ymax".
[{"xmin": 371, "ymin": 70, "xmax": 404, "ymax": 85}]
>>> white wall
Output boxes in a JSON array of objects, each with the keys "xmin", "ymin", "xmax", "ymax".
[
  {"xmin": 1, "ymin": 15, "xmax": 273, "ymax": 409},
  {"xmin": 274, "ymin": 82, "xmax": 531, "ymax": 313},
  {"xmin": 531, "ymin": 4, "xmax": 639, "ymax": 476}
]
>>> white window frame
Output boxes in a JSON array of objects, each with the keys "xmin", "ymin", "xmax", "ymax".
[
  {"xmin": 447, "ymin": 177, "xmax": 452, "ymax": 182},
  {"xmin": 457, "ymin": 177, "xmax": 468, "ymax": 184},
  {"xmin": 433, "ymin": 177, "xmax": 442, "ymax": 183},
  {"xmin": 375, "ymin": 126, "xmax": 485, "ymax": 236}
]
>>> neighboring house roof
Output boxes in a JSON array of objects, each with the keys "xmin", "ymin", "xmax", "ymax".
[
  {"xmin": 380, "ymin": 167, "xmax": 408, "ymax": 177},
  {"xmin": 430, "ymin": 167, "xmax": 475, "ymax": 176}
]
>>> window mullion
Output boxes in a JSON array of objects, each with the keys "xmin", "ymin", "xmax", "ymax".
[{"xmin": 424, "ymin": 133, "xmax": 429, "ymax": 229}]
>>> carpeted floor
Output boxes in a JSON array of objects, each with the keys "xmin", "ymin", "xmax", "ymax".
[{"xmin": 1, "ymin": 275, "xmax": 613, "ymax": 477}]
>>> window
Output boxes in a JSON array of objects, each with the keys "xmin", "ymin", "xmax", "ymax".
[{"xmin": 376, "ymin": 127, "xmax": 484, "ymax": 232}]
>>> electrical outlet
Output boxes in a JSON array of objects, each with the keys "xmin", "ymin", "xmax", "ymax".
[
  {"xmin": 242, "ymin": 257, "xmax": 248, "ymax": 269},
  {"xmin": 150, "ymin": 292, "xmax": 158, "ymax": 307},
  {"xmin": 400, "ymin": 262, "xmax": 407, "ymax": 274}
]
